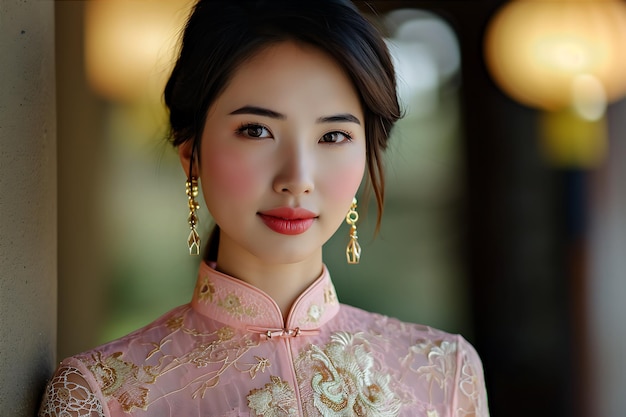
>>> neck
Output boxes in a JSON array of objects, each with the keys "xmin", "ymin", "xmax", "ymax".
[{"xmin": 215, "ymin": 246, "xmax": 324, "ymax": 320}]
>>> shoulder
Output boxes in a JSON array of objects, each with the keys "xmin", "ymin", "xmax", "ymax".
[
  {"xmin": 73, "ymin": 303, "xmax": 193, "ymax": 360},
  {"xmin": 39, "ymin": 356, "xmax": 108, "ymax": 417},
  {"xmin": 337, "ymin": 302, "xmax": 467, "ymax": 347},
  {"xmin": 335, "ymin": 303, "xmax": 485, "ymax": 389},
  {"xmin": 330, "ymin": 304, "xmax": 489, "ymax": 416},
  {"xmin": 39, "ymin": 303, "xmax": 193, "ymax": 417}
]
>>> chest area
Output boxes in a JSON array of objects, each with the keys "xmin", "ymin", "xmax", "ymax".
[{"xmin": 81, "ymin": 318, "xmax": 457, "ymax": 416}]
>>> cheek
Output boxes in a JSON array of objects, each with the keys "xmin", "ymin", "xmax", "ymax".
[
  {"xmin": 323, "ymin": 155, "xmax": 366, "ymax": 202},
  {"xmin": 202, "ymin": 148, "xmax": 261, "ymax": 201}
]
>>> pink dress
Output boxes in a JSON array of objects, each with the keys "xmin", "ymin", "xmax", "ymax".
[{"xmin": 40, "ymin": 262, "xmax": 489, "ymax": 417}]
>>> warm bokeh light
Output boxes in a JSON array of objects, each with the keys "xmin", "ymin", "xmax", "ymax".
[
  {"xmin": 484, "ymin": 0, "xmax": 626, "ymax": 112},
  {"xmin": 85, "ymin": 0, "xmax": 194, "ymax": 102},
  {"xmin": 539, "ymin": 109, "xmax": 607, "ymax": 168}
]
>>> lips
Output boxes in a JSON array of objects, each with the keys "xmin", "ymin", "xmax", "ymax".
[{"xmin": 258, "ymin": 207, "xmax": 317, "ymax": 235}]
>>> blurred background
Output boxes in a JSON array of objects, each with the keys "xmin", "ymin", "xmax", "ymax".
[{"xmin": 54, "ymin": 1, "xmax": 626, "ymax": 416}]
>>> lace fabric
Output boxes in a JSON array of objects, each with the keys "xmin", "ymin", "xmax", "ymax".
[
  {"xmin": 39, "ymin": 262, "xmax": 489, "ymax": 417},
  {"xmin": 39, "ymin": 364, "xmax": 105, "ymax": 417}
]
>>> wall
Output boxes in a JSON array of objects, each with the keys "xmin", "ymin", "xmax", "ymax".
[
  {"xmin": 0, "ymin": 0, "xmax": 57, "ymax": 415},
  {"xmin": 55, "ymin": 0, "xmax": 107, "ymax": 361},
  {"xmin": 588, "ymin": 100, "xmax": 626, "ymax": 417}
]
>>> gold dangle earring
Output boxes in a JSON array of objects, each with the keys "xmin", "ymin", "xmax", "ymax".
[
  {"xmin": 186, "ymin": 177, "xmax": 201, "ymax": 255},
  {"xmin": 345, "ymin": 197, "xmax": 361, "ymax": 264}
]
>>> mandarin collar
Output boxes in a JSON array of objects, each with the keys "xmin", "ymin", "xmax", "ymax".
[{"xmin": 191, "ymin": 261, "xmax": 340, "ymax": 336}]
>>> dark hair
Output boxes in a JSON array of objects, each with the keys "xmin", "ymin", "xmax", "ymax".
[{"xmin": 164, "ymin": 0, "xmax": 401, "ymax": 258}]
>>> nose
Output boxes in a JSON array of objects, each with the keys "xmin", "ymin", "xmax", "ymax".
[{"xmin": 272, "ymin": 143, "xmax": 315, "ymax": 195}]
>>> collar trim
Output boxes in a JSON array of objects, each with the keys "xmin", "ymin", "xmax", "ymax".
[{"xmin": 191, "ymin": 261, "xmax": 340, "ymax": 332}]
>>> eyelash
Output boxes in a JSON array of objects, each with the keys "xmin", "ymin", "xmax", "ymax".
[
  {"xmin": 235, "ymin": 123, "xmax": 353, "ymax": 144},
  {"xmin": 320, "ymin": 130, "xmax": 353, "ymax": 144},
  {"xmin": 235, "ymin": 123, "xmax": 272, "ymax": 139}
]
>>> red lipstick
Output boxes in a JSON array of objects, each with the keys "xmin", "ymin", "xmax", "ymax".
[{"xmin": 258, "ymin": 207, "xmax": 317, "ymax": 235}]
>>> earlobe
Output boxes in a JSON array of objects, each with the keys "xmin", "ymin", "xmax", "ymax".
[{"xmin": 178, "ymin": 139, "xmax": 198, "ymax": 178}]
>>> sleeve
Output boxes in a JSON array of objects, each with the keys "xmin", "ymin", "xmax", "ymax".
[
  {"xmin": 452, "ymin": 336, "xmax": 490, "ymax": 417},
  {"xmin": 39, "ymin": 358, "xmax": 107, "ymax": 417}
]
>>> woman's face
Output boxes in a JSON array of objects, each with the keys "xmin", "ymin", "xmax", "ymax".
[{"xmin": 181, "ymin": 41, "xmax": 366, "ymax": 266}]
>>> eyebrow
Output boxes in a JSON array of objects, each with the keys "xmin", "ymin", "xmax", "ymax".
[
  {"xmin": 229, "ymin": 105, "xmax": 361, "ymax": 125},
  {"xmin": 316, "ymin": 114, "xmax": 361, "ymax": 125},
  {"xmin": 229, "ymin": 106, "xmax": 285, "ymax": 119}
]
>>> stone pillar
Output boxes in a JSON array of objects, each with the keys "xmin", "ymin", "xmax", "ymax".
[
  {"xmin": 55, "ymin": 0, "xmax": 107, "ymax": 361},
  {"xmin": 0, "ymin": 1, "xmax": 57, "ymax": 415}
]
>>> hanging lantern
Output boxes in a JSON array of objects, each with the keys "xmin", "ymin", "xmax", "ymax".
[
  {"xmin": 484, "ymin": 0, "xmax": 626, "ymax": 167},
  {"xmin": 484, "ymin": 0, "xmax": 626, "ymax": 112}
]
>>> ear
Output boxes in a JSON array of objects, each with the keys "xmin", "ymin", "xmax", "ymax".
[{"xmin": 178, "ymin": 139, "xmax": 199, "ymax": 179}]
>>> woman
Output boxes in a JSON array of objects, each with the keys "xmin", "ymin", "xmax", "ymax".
[{"xmin": 40, "ymin": 1, "xmax": 489, "ymax": 416}]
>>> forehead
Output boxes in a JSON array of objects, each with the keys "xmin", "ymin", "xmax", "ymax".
[{"xmin": 214, "ymin": 41, "xmax": 363, "ymax": 116}]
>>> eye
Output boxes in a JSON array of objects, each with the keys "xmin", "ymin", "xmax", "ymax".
[
  {"xmin": 236, "ymin": 123, "xmax": 272, "ymax": 139},
  {"xmin": 319, "ymin": 131, "xmax": 352, "ymax": 144}
]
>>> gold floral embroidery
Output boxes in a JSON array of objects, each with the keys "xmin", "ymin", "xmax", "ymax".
[
  {"xmin": 296, "ymin": 332, "xmax": 401, "ymax": 417},
  {"xmin": 196, "ymin": 275, "xmax": 260, "ymax": 318},
  {"xmin": 219, "ymin": 294, "xmax": 258, "ymax": 318},
  {"xmin": 247, "ymin": 375, "xmax": 297, "ymax": 417},
  {"xmin": 145, "ymin": 339, "xmax": 172, "ymax": 360},
  {"xmin": 241, "ymin": 356, "xmax": 271, "ymax": 379},
  {"xmin": 184, "ymin": 333, "xmax": 261, "ymax": 399},
  {"xmin": 79, "ymin": 322, "xmax": 262, "ymax": 410},
  {"xmin": 196, "ymin": 275, "xmax": 216, "ymax": 302},
  {"xmin": 88, "ymin": 352, "xmax": 156, "ymax": 412},
  {"xmin": 166, "ymin": 316, "xmax": 184, "ymax": 331},
  {"xmin": 217, "ymin": 326, "xmax": 235, "ymax": 341}
]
